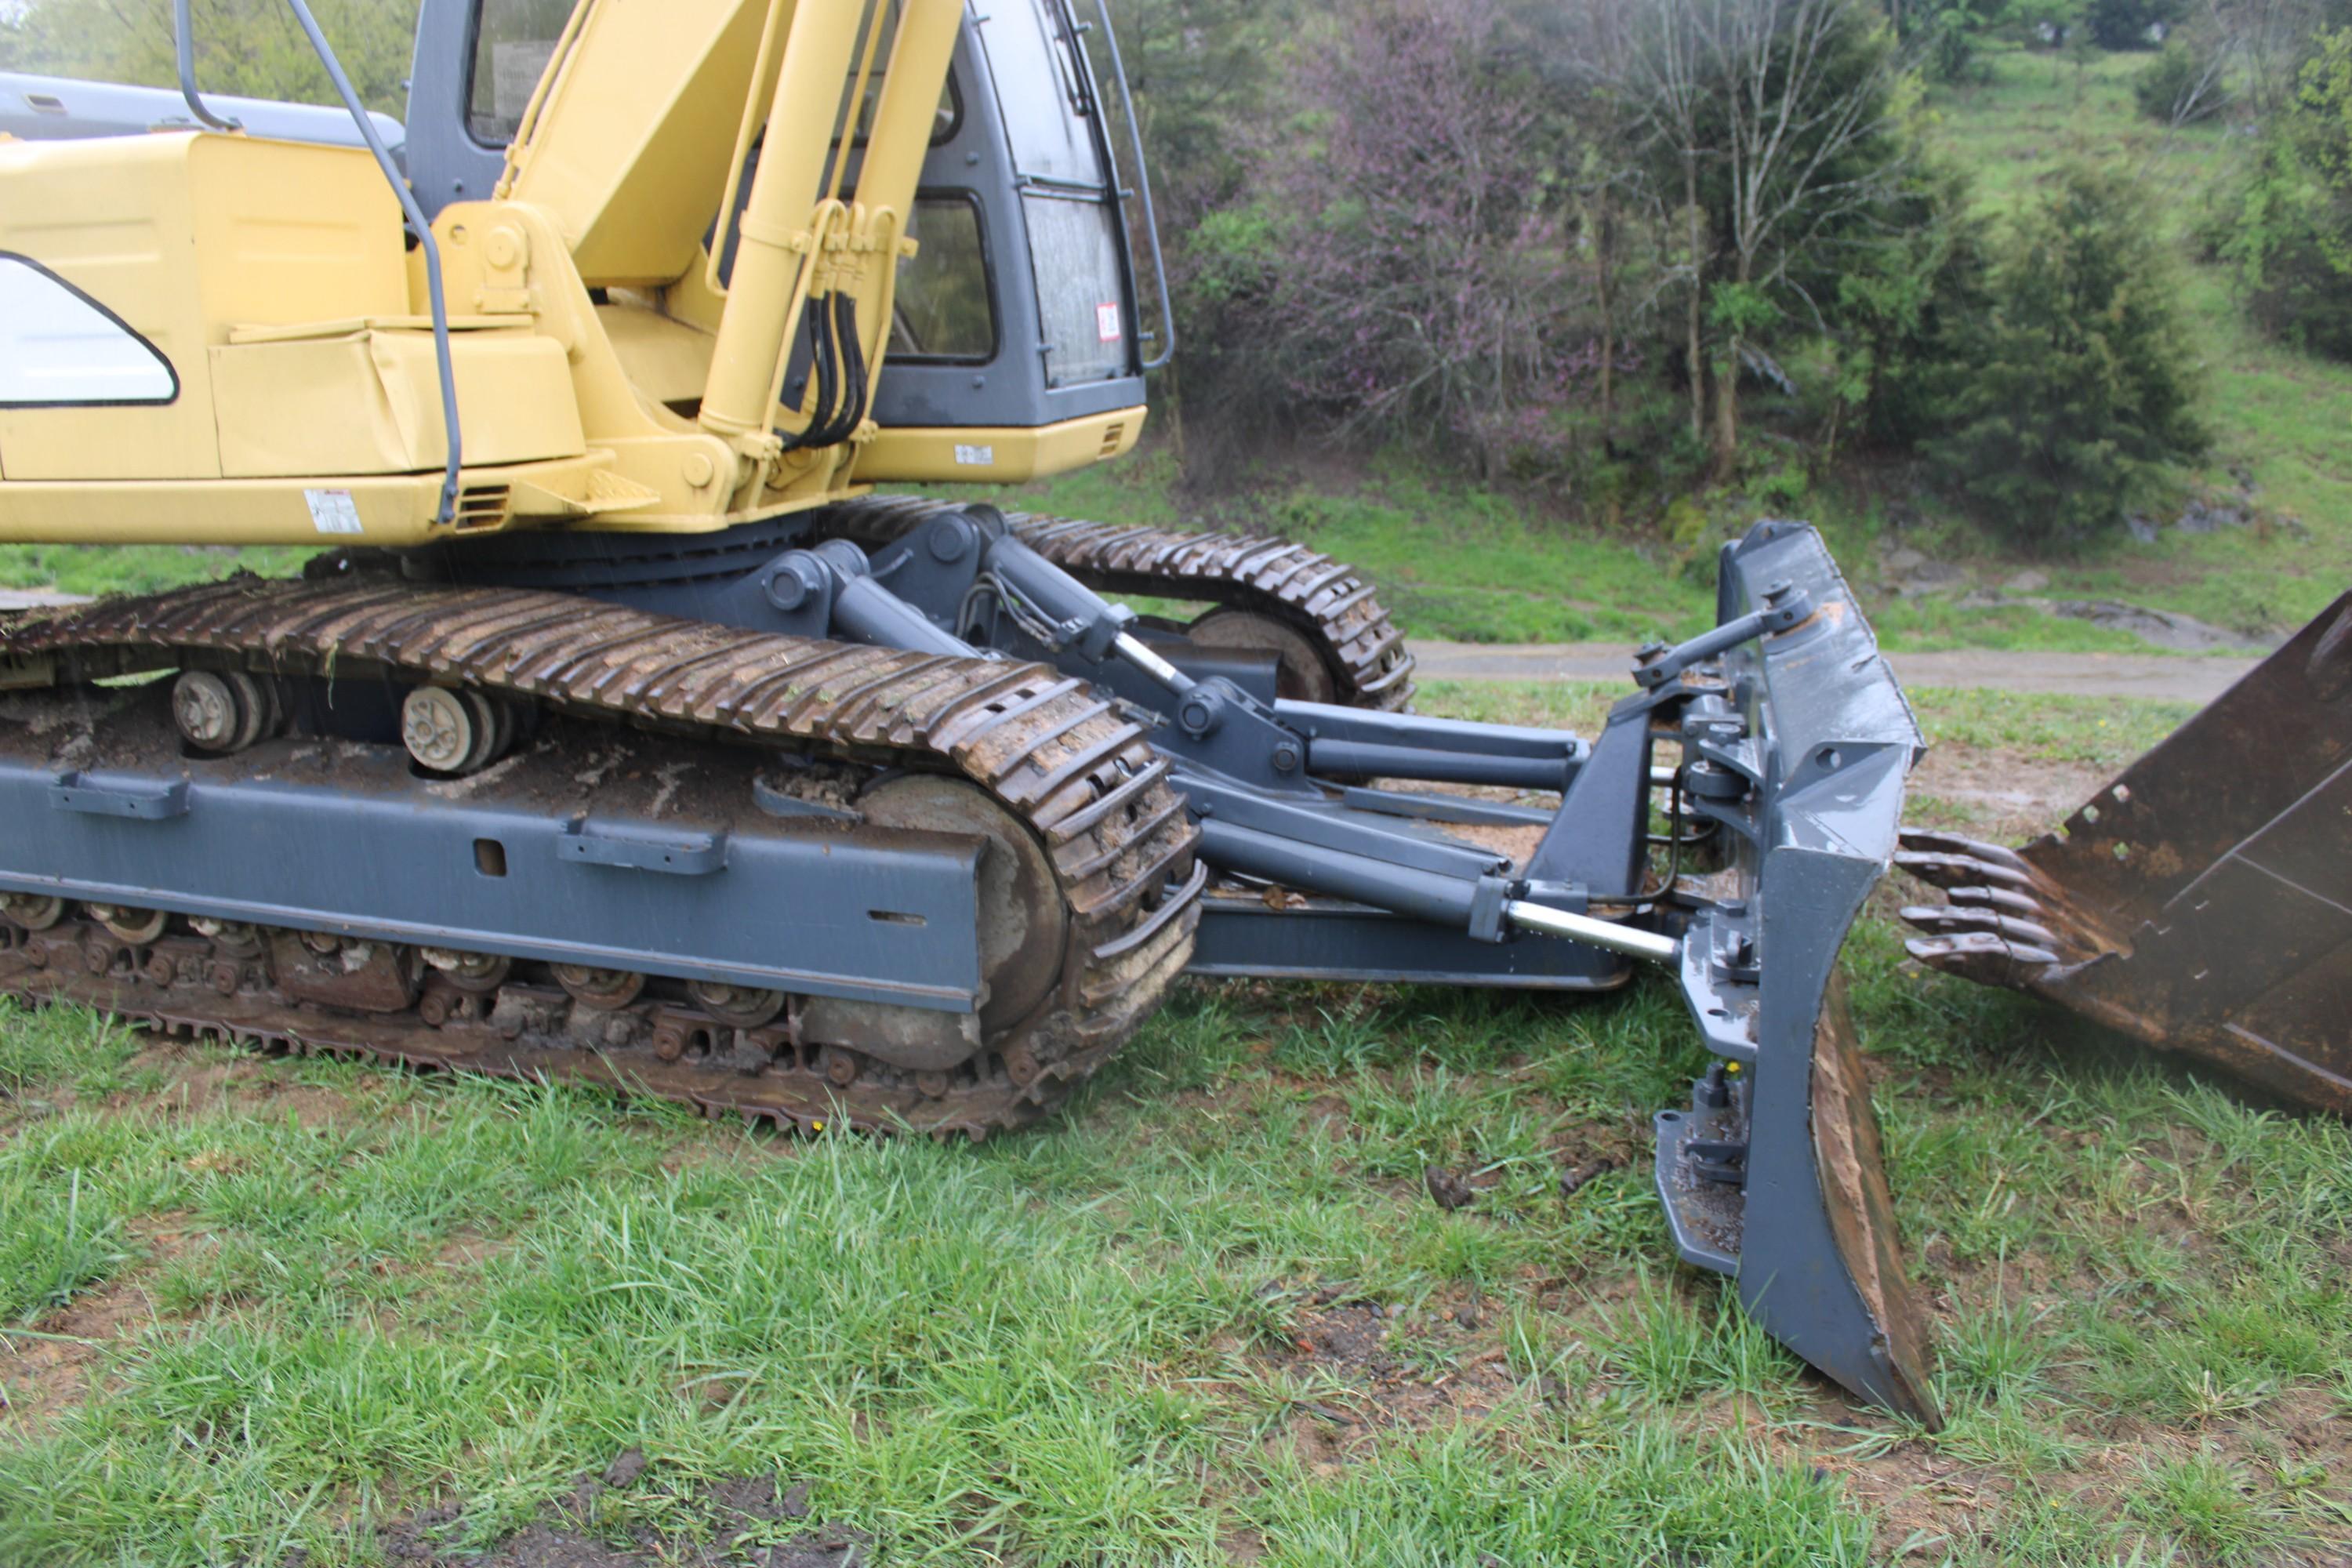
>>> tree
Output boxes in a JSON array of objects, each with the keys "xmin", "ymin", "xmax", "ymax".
[
  {"xmin": 1929, "ymin": 162, "xmax": 2208, "ymax": 543},
  {"xmin": 0, "ymin": 0, "xmax": 419, "ymax": 115},
  {"xmin": 2212, "ymin": 27, "xmax": 2352, "ymax": 358},
  {"xmin": 1613, "ymin": 0, "xmax": 1912, "ymax": 474},
  {"xmin": 2134, "ymin": 32, "xmax": 2234, "ymax": 124},
  {"xmin": 1834, "ymin": 156, "xmax": 1994, "ymax": 457},
  {"xmin": 1238, "ymin": 0, "xmax": 1588, "ymax": 473}
]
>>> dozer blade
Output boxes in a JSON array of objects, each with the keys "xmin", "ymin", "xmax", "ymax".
[
  {"xmin": 1652, "ymin": 523, "xmax": 1942, "ymax": 1428},
  {"xmin": 1900, "ymin": 593, "xmax": 2352, "ymax": 1116}
]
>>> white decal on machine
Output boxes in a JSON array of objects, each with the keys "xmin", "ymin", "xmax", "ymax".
[
  {"xmin": 304, "ymin": 489, "xmax": 365, "ymax": 535},
  {"xmin": 1096, "ymin": 303, "xmax": 1123, "ymax": 343},
  {"xmin": 0, "ymin": 255, "xmax": 178, "ymax": 406},
  {"xmin": 953, "ymin": 445, "xmax": 995, "ymax": 466}
]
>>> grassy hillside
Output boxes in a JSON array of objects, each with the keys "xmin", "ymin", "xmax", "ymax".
[{"xmin": 970, "ymin": 46, "xmax": 2347, "ymax": 655}]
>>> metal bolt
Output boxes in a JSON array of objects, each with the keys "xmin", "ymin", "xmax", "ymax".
[
  {"xmin": 927, "ymin": 519, "xmax": 971, "ymax": 564},
  {"xmin": 765, "ymin": 557, "xmax": 825, "ymax": 613}
]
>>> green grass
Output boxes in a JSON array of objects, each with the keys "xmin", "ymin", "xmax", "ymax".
[
  {"xmin": 3, "ymin": 688, "xmax": 2347, "ymax": 1566},
  {"xmin": 0, "ymin": 544, "xmax": 312, "ymax": 600}
]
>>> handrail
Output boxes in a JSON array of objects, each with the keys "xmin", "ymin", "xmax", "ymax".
[
  {"xmin": 171, "ymin": 0, "xmax": 241, "ymax": 130},
  {"xmin": 170, "ymin": 0, "xmax": 463, "ymax": 525},
  {"xmin": 1088, "ymin": 0, "xmax": 1175, "ymax": 371}
]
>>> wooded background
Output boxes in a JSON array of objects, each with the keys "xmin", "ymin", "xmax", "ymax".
[{"xmin": 6, "ymin": 0, "xmax": 2347, "ymax": 547}]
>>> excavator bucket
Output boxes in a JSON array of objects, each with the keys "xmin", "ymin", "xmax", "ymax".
[{"xmin": 1899, "ymin": 593, "xmax": 2352, "ymax": 1116}]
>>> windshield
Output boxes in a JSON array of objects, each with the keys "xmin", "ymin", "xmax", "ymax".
[{"xmin": 977, "ymin": 0, "xmax": 1130, "ymax": 389}]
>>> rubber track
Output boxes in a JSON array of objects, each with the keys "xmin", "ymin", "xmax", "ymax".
[
  {"xmin": 809, "ymin": 495, "xmax": 1417, "ymax": 710},
  {"xmin": 0, "ymin": 578, "xmax": 1204, "ymax": 1138}
]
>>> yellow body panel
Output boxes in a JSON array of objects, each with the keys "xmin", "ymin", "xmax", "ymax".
[
  {"xmin": 212, "ymin": 328, "xmax": 585, "ymax": 478},
  {"xmin": 853, "ymin": 408, "xmax": 1148, "ymax": 485},
  {"xmin": 0, "ymin": 460, "xmax": 614, "ymax": 545},
  {"xmin": 0, "ymin": 132, "xmax": 402, "ymax": 481}
]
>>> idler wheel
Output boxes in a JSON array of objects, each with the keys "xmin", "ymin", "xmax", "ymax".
[
  {"xmin": 401, "ymin": 686, "xmax": 503, "ymax": 775},
  {"xmin": 855, "ymin": 775, "xmax": 1068, "ymax": 1033},
  {"xmin": 554, "ymin": 964, "xmax": 645, "ymax": 1010},
  {"xmin": 172, "ymin": 670, "xmax": 278, "ymax": 753},
  {"xmin": 1187, "ymin": 608, "xmax": 1339, "ymax": 704},
  {"xmin": 685, "ymin": 982, "xmax": 786, "ymax": 1029},
  {"xmin": 172, "ymin": 670, "xmax": 241, "ymax": 753}
]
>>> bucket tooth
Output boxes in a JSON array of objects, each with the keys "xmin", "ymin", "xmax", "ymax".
[{"xmin": 1900, "ymin": 593, "xmax": 2352, "ymax": 1118}]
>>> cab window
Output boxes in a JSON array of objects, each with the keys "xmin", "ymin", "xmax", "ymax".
[
  {"xmin": 890, "ymin": 197, "xmax": 996, "ymax": 363},
  {"xmin": 466, "ymin": 0, "xmax": 575, "ymax": 146}
]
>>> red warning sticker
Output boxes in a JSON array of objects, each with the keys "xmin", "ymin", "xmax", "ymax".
[{"xmin": 1097, "ymin": 303, "xmax": 1123, "ymax": 343}]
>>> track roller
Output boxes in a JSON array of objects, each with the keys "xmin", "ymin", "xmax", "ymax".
[{"xmin": 401, "ymin": 686, "xmax": 515, "ymax": 775}]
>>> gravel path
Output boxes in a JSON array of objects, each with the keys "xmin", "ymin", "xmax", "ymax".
[{"xmin": 1410, "ymin": 640, "xmax": 2254, "ymax": 702}]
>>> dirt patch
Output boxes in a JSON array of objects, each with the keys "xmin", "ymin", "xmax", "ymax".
[
  {"xmin": 0, "ymin": 1271, "xmax": 162, "ymax": 1432},
  {"xmin": 377, "ymin": 1472, "xmax": 861, "ymax": 1568},
  {"xmin": 1906, "ymin": 746, "xmax": 2106, "ymax": 839},
  {"xmin": 86, "ymin": 1041, "xmax": 368, "ymax": 1130}
]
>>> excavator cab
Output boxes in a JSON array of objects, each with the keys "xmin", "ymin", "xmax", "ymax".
[{"xmin": 402, "ymin": 0, "xmax": 1162, "ymax": 480}]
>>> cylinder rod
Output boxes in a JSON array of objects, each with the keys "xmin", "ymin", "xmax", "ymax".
[{"xmin": 1506, "ymin": 900, "xmax": 1681, "ymax": 964}]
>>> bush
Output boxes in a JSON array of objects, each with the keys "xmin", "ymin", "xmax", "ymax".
[
  {"xmin": 2082, "ymin": 0, "xmax": 2187, "ymax": 50},
  {"xmin": 2212, "ymin": 28, "xmax": 2352, "ymax": 359},
  {"xmin": 2135, "ymin": 38, "xmax": 2231, "ymax": 123},
  {"xmin": 1927, "ymin": 163, "xmax": 2209, "ymax": 545},
  {"xmin": 1919, "ymin": 0, "xmax": 2002, "ymax": 83}
]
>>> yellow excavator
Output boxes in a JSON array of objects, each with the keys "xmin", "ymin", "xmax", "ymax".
[{"xmin": 0, "ymin": 0, "xmax": 1967, "ymax": 1423}]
